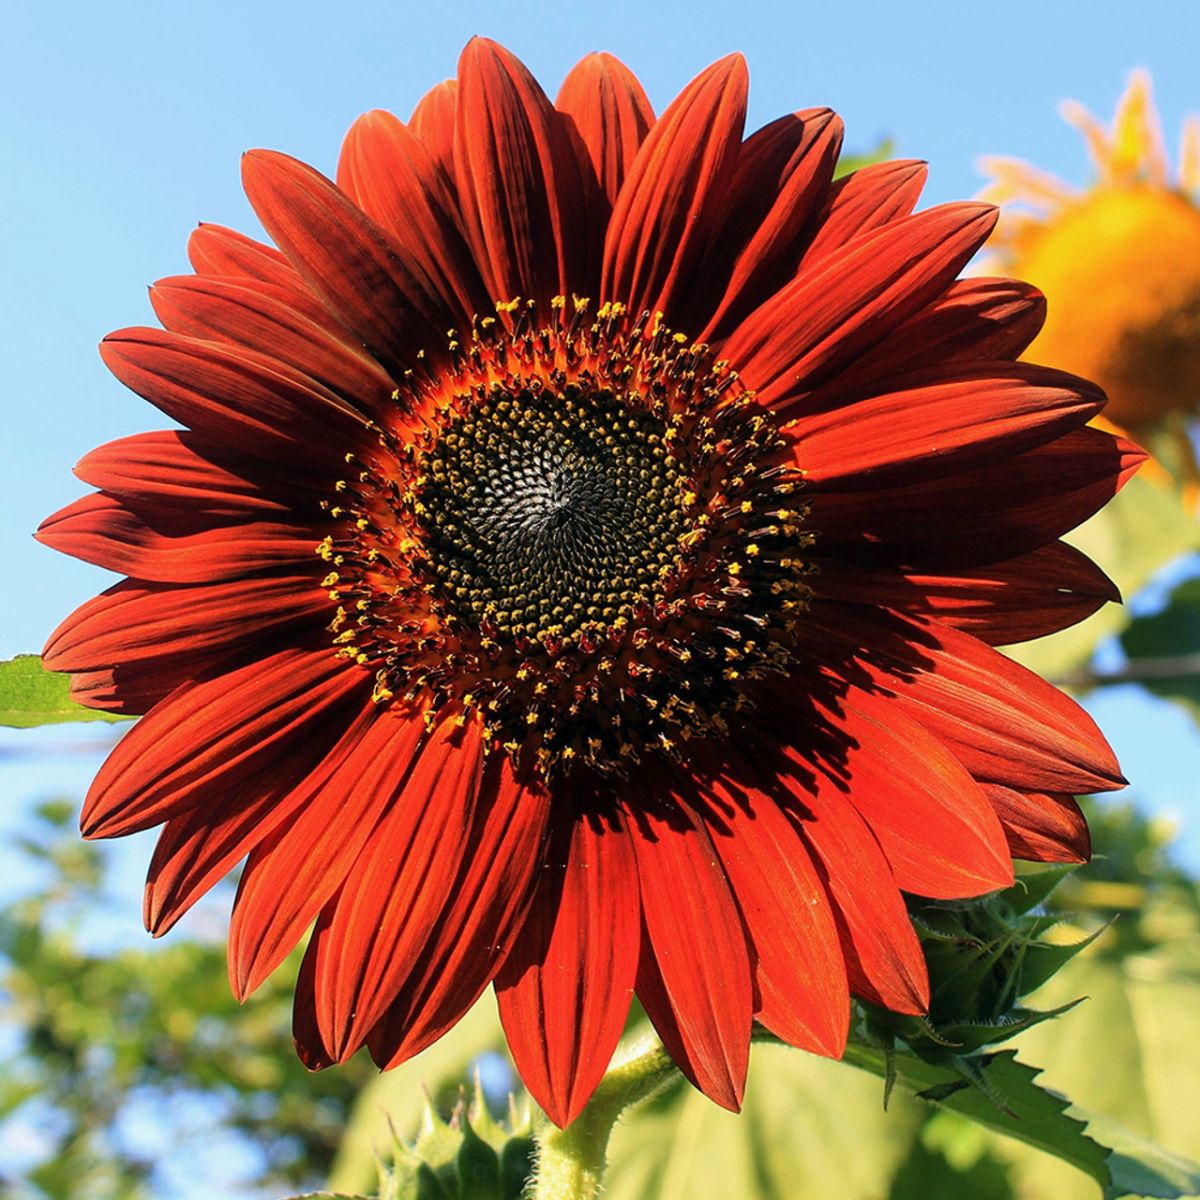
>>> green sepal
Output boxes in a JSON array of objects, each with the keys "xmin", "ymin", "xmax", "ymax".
[
  {"xmin": 372, "ymin": 1076, "xmax": 534, "ymax": 1200},
  {"xmin": 455, "ymin": 1114, "xmax": 501, "ymax": 1200},
  {"xmin": 1003, "ymin": 865, "xmax": 1081, "ymax": 916},
  {"xmin": 933, "ymin": 999, "xmax": 1083, "ymax": 1053},
  {"xmin": 1018, "ymin": 922, "xmax": 1111, "ymax": 997}
]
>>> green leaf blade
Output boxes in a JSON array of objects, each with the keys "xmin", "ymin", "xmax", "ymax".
[
  {"xmin": 0, "ymin": 657, "xmax": 131, "ymax": 729},
  {"xmin": 0, "ymin": 655, "xmax": 129, "ymax": 727}
]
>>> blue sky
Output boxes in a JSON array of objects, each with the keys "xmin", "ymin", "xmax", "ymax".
[{"xmin": 2, "ymin": 0, "xmax": 1199, "ymax": 857}]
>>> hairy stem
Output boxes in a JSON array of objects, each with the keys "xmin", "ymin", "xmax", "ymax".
[{"xmin": 530, "ymin": 1034, "xmax": 679, "ymax": 1200}]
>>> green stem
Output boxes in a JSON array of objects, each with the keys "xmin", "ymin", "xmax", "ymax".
[{"xmin": 530, "ymin": 1034, "xmax": 679, "ymax": 1200}]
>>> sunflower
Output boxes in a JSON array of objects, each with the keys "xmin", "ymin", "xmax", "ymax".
[
  {"xmin": 39, "ymin": 40, "xmax": 1136, "ymax": 1127},
  {"xmin": 980, "ymin": 69, "xmax": 1200, "ymax": 433}
]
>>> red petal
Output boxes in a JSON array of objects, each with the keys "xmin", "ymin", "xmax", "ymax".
[
  {"xmin": 80, "ymin": 648, "xmax": 364, "ymax": 838},
  {"xmin": 799, "ymin": 605, "xmax": 1125, "ymax": 794},
  {"xmin": 699, "ymin": 770, "xmax": 849, "ymax": 1057},
  {"xmin": 790, "ymin": 363, "xmax": 1106, "ymax": 490},
  {"xmin": 366, "ymin": 756, "xmax": 552, "ymax": 1068},
  {"xmin": 306, "ymin": 719, "xmax": 484, "ymax": 1060},
  {"xmin": 807, "ymin": 426, "xmax": 1144, "ymax": 565},
  {"xmin": 35, "ymin": 493, "xmax": 315, "ymax": 583},
  {"xmin": 409, "ymin": 79, "xmax": 458, "ymax": 186},
  {"xmin": 241, "ymin": 149, "xmax": 450, "ymax": 372},
  {"xmin": 188, "ymin": 223, "xmax": 297, "ymax": 287},
  {"xmin": 99, "ymin": 327, "xmax": 367, "ymax": 464},
  {"xmin": 453, "ymin": 38, "xmax": 588, "ymax": 306},
  {"xmin": 627, "ymin": 791, "xmax": 752, "ymax": 1111},
  {"xmin": 806, "ymin": 278, "xmax": 1047, "ymax": 405},
  {"xmin": 74, "ymin": 431, "xmax": 316, "ymax": 517},
  {"xmin": 150, "ymin": 275, "xmax": 395, "ymax": 417},
  {"xmin": 797, "ymin": 159, "xmax": 928, "ymax": 269},
  {"xmin": 768, "ymin": 750, "xmax": 929, "ymax": 1013},
  {"xmin": 496, "ymin": 808, "xmax": 641, "ymax": 1127},
  {"xmin": 700, "ymin": 109, "xmax": 844, "ymax": 339},
  {"xmin": 293, "ymin": 934, "xmax": 335, "ymax": 1070},
  {"xmin": 66, "ymin": 656, "xmax": 225, "ymax": 716},
  {"xmin": 984, "ymin": 785, "xmax": 1091, "ymax": 864},
  {"xmin": 336, "ymin": 109, "xmax": 489, "ymax": 322},
  {"xmin": 227, "ymin": 708, "xmax": 427, "ymax": 1000},
  {"xmin": 44, "ymin": 575, "xmax": 327, "ymax": 672},
  {"xmin": 602, "ymin": 54, "xmax": 747, "ymax": 322},
  {"xmin": 812, "ymin": 688, "xmax": 1014, "ymax": 898},
  {"xmin": 727, "ymin": 203, "xmax": 997, "ymax": 410},
  {"xmin": 143, "ymin": 700, "xmax": 373, "ymax": 935},
  {"xmin": 556, "ymin": 52, "xmax": 654, "ymax": 209},
  {"xmin": 813, "ymin": 542, "xmax": 1121, "ymax": 646}
]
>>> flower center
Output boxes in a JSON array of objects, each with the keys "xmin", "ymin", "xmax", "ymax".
[
  {"xmin": 320, "ymin": 302, "xmax": 814, "ymax": 780},
  {"xmin": 419, "ymin": 386, "xmax": 691, "ymax": 644}
]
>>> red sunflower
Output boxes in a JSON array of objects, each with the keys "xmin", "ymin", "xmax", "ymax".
[{"xmin": 39, "ymin": 39, "xmax": 1137, "ymax": 1127}]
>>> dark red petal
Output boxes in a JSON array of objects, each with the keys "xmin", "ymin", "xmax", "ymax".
[
  {"xmin": 306, "ymin": 719, "xmax": 484, "ymax": 1060},
  {"xmin": 241, "ymin": 149, "xmax": 450, "ymax": 372},
  {"xmin": 336, "ymin": 109, "xmax": 489, "ymax": 322},
  {"xmin": 700, "ymin": 109, "xmax": 844, "ymax": 339},
  {"xmin": 807, "ymin": 426, "xmax": 1144, "ymax": 566},
  {"xmin": 556, "ymin": 52, "xmax": 654, "ymax": 209},
  {"xmin": 496, "ymin": 809, "xmax": 641, "ymax": 1127},
  {"xmin": 814, "ymin": 688, "xmax": 1014, "ymax": 898},
  {"xmin": 770, "ymin": 754, "xmax": 929, "ymax": 1013},
  {"xmin": 293, "ymin": 932, "xmax": 335, "ymax": 1070},
  {"xmin": 799, "ymin": 605, "xmax": 1125, "ymax": 794},
  {"xmin": 44, "ymin": 575, "xmax": 327, "ymax": 672},
  {"xmin": 99, "ymin": 327, "xmax": 367, "ymax": 465},
  {"xmin": 73, "ymin": 431, "xmax": 317, "ymax": 517},
  {"xmin": 186, "ymin": 223, "xmax": 333, "ymax": 326},
  {"xmin": 80, "ymin": 648, "xmax": 364, "ymax": 839},
  {"xmin": 366, "ymin": 756, "xmax": 552, "ymax": 1068},
  {"xmin": 454, "ymin": 37, "xmax": 588, "ymax": 306},
  {"xmin": 409, "ymin": 79, "xmax": 458, "ymax": 186},
  {"xmin": 227, "ymin": 709, "xmax": 427, "ymax": 1000},
  {"xmin": 149, "ymin": 275, "xmax": 394, "ymax": 417},
  {"xmin": 701, "ymin": 775, "xmax": 849, "ymax": 1057},
  {"xmin": 66, "ymin": 656, "xmax": 225, "ymax": 716},
  {"xmin": 813, "ymin": 542, "xmax": 1121, "ymax": 646},
  {"xmin": 984, "ymin": 785, "xmax": 1091, "ymax": 864},
  {"xmin": 806, "ymin": 278, "xmax": 1047, "ymax": 404},
  {"xmin": 602, "ymin": 54, "xmax": 748, "ymax": 321},
  {"xmin": 790, "ymin": 363, "xmax": 1106, "ymax": 490},
  {"xmin": 35, "ymin": 493, "xmax": 315, "ymax": 583},
  {"xmin": 627, "ymin": 793, "xmax": 752, "ymax": 1111},
  {"xmin": 143, "ymin": 699, "xmax": 373, "ymax": 935},
  {"xmin": 727, "ymin": 203, "xmax": 997, "ymax": 410},
  {"xmin": 797, "ymin": 159, "xmax": 928, "ymax": 269},
  {"xmin": 188, "ymin": 223, "xmax": 293, "ymax": 284}
]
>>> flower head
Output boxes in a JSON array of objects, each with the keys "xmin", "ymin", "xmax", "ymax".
[
  {"xmin": 40, "ymin": 40, "xmax": 1135, "ymax": 1126},
  {"xmin": 981, "ymin": 69, "xmax": 1200, "ymax": 430}
]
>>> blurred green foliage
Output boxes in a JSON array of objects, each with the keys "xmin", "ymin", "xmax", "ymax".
[{"xmin": 0, "ymin": 800, "xmax": 374, "ymax": 1199}]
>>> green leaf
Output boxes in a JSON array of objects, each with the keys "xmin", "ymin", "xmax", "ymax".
[
  {"xmin": 0, "ymin": 655, "xmax": 128, "ymax": 727},
  {"xmin": 1086, "ymin": 1112, "xmax": 1200, "ymax": 1199},
  {"xmin": 979, "ymin": 950, "xmax": 1200, "ymax": 1199},
  {"xmin": 603, "ymin": 1043, "xmax": 927, "ymax": 1200},
  {"xmin": 845, "ymin": 1044, "xmax": 1111, "ymax": 1187}
]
